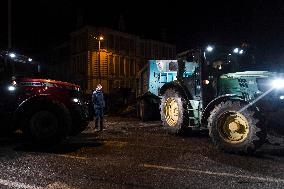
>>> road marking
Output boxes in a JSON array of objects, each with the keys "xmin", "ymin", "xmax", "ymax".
[
  {"xmin": 57, "ymin": 154, "xmax": 89, "ymax": 160},
  {"xmin": 0, "ymin": 178, "xmax": 42, "ymax": 189},
  {"xmin": 141, "ymin": 164, "xmax": 284, "ymax": 183}
]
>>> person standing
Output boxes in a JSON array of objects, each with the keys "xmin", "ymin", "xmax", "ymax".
[{"xmin": 92, "ymin": 84, "xmax": 105, "ymax": 131}]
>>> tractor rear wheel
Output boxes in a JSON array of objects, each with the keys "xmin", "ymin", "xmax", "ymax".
[
  {"xmin": 208, "ymin": 100, "xmax": 266, "ymax": 154},
  {"xmin": 160, "ymin": 88, "xmax": 190, "ymax": 134}
]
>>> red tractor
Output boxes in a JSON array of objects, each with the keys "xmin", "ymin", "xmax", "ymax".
[{"xmin": 0, "ymin": 51, "xmax": 89, "ymax": 146}]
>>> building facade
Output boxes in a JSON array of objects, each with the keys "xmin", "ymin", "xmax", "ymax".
[{"xmin": 70, "ymin": 26, "xmax": 176, "ymax": 94}]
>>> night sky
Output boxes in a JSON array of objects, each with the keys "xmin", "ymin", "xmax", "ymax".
[{"xmin": 0, "ymin": 0, "xmax": 283, "ymax": 66}]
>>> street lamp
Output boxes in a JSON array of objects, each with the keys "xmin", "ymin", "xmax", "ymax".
[{"xmin": 94, "ymin": 35, "xmax": 104, "ymax": 83}]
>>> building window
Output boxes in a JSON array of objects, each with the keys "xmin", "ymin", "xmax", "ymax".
[
  {"xmin": 114, "ymin": 80, "xmax": 119, "ymax": 88},
  {"xmin": 130, "ymin": 58, "xmax": 135, "ymax": 76},
  {"xmin": 125, "ymin": 57, "xmax": 129, "ymax": 77},
  {"xmin": 109, "ymin": 55, "xmax": 114, "ymax": 75},
  {"xmin": 114, "ymin": 56, "xmax": 119, "ymax": 76},
  {"xmin": 120, "ymin": 37, "xmax": 130, "ymax": 54},
  {"xmin": 120, "ymin": 57, "xmax": 125, "ymax": 76},
  {"xmin": 109, "ymin": 80, "xmax": 113, "ymax": 91}
]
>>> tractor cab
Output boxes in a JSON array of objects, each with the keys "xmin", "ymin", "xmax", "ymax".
[
  {"xmin": 176, "ymin": 46, "xmax": 251, "ymax": 106},
  {"xmin": 176, "ymin": 50, "xmax": 201, "ymax": 100},
  {"xmin": 0, "ymin": 51, "xmax": 38, "ymax": 122},
  {"xmin": 0, "ymin": 51, "xmax": 39, "ymax": 80}
]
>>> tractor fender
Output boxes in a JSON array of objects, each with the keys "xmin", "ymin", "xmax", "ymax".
[
  {"xmin": 160, "ymin": 81, "xmax": 193, "ymax": 101},
  {"xmin": 13, "ymin": 94, "xmax": 71, "ymax": 130},
  {"xmin": 201, "ymin": 94, "xmax": 245, "ymax": 126}
]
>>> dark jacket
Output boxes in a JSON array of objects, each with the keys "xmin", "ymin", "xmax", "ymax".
[{"xmin": 92, "ymin": 90, "xmax": 105, "ymax": 109}]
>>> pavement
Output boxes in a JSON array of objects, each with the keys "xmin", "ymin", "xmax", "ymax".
[{"xmin": 0, "ymin": 116, "xmax": 283, "ymax": 188}]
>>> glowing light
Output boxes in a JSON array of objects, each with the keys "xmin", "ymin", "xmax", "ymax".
[
  {"xmin": 9, "ymin": 53, "xmax": 16, "ymax": 58},
  {"xmin": 203, "ymin": 80, "xmax": 210, "ymax": 85},
  {"xmin": 280, "ymin": 96, "xmax": 284, "ymax": 100},
  {"xmin": 73, "ymin": 98, "xmax": 79, "ymax": 103},
  {"xmin": 8, "ymin": 86, "xmax": 15, "ymax": 91},
  {"xmin": 272, "ymin": 79, "xmax": 284, "ymax": 89},
  {"xmin": 28, "ymin": 58, "xmax": 32, "ymax": 62},
  {"xmin": 95, "ymin": 36, "xmax": 104, "ymax": 40},
  {"xmin": 206, "ymin": 46, "xmax": 213, "ymax": 52},
  {"xmin": 233, "ymin": 48, "xmax": 239, "ymax": 53},
  {"xmin": 239, "ymin": 50, "xmax": 244, "ymax": 54}
]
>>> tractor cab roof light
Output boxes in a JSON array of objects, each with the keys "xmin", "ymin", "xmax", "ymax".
[
  {"xmin": 206, "ymin": 46, "xmax": 214, "ymax": 52},
  {"xmin": 9, "ymin": 53, "xmax": 16, "ymax": 58},
  {"xmin": 233, "ymin": 48, "xmax": 239, "ymax": 54}
]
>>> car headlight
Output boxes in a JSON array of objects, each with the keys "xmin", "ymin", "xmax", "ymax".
[{"xmin": 272, "ymin": 79, "xmax": 284, "ymax": 89}]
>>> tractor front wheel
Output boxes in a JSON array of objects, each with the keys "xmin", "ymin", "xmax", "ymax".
[
  {"xmin": 208, "ymin": 100, "xmax": 266, "ymax": 154},
  {"xmin": 24, "ymin": 101, "xmax": 71, "ymax": 147}
]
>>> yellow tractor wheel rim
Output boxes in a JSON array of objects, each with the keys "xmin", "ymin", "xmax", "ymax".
[
  {"xmin": 217, "ymin": 112, "xmax": 249, "ymax": 144},
  {"xmin": 164, "ymin": 98, "xmax": 179, "ymax": 127}
]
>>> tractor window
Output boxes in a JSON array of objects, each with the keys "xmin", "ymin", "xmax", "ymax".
[{"xmin": 183, "ymin": 61, "xmax": 199, "ymax": 77}]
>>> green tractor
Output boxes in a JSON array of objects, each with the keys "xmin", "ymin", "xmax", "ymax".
[{"xmin": 160, "ymin": 45, "xmax": 284, "ymax": 154}]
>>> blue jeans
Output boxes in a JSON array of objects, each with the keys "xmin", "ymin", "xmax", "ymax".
[{"xmin": 94, "ymin": 108, "xmax": 104, "ymax": 130}]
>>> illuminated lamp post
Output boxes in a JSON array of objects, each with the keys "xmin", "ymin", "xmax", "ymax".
[{"xmin": 94, "ymin": 35, "xmax": 104, "ymax": 83}]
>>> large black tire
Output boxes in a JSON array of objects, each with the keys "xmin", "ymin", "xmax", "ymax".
[
  {"xmin": 160, "ymin": 88, "xmax": 190, "ymax": 134},
  {"xmin": 23, "ymin": 100, "xmax": 71, "ymax": 146},
  {"xmin": 208, "ymin": 100, "xmax": 267, "ymax": 154}
]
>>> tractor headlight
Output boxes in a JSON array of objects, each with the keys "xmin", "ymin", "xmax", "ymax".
[
  {"xmin": 8, "ymin": 86, "xmax": 16, "ymax": 91},
  {"xmin": 272, "ymin": 79, "xmax": 284, "ymax": 89},
  {"xmin": 72, "ymin": 98, "xmax": 80, "ymax": 103}
]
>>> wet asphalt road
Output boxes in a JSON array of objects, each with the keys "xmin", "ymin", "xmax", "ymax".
[{"xmin": 0, "ymin": 116, "xmax": 284, "ymax": 189}]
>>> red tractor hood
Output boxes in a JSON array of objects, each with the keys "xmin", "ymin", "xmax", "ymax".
[{"xmin": 17, "ymin": 78, "xmax": 80, "ymax": 90}]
